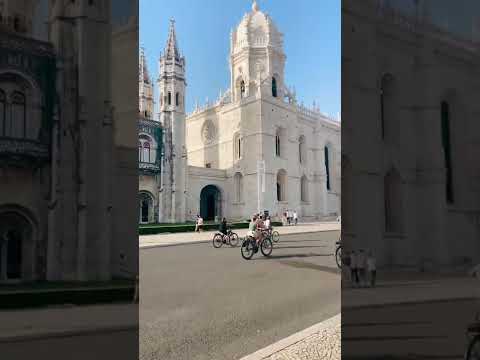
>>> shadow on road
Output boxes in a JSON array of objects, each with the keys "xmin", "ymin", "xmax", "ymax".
[
  {"xmin": 274, "ymin": 245, "xmax": 328, "ymax": 250},
  {"xmin": 256, "ymin": 253, "xmax": 333, "ymax": 260}
]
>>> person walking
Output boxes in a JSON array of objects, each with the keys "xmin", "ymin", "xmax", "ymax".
[
  {"xmin": 293, "ymin": 210, "xmax": 298, "ymax": 225},
  {"xmin": 350, "ymin": 250, "xmax": 358, "ymax": 287},
  {"xmin": 357, "ymin": 249, "xmax": 367, "ymax": 287},
  {"xmin": 195, "ymin": 215, "xmax": 204, "ymax": 232},
  {"xmin": 367, "ymin": 250, "xmax": 377, "ymax": 287},
  {"xmin": 287, "ymin": 210, "xmax": 292, "ymax": 225}
]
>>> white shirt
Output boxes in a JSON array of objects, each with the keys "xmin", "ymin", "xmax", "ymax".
[
  {"xmin": 367, "ymin": 257, "xmax": 376, "ymax": 271},
  {"xmin": 293, "ymin": 212, "xmax": 298, "ymax": 219},
  {"xmin": 265, "ymin": 219, "xmax": 271, "ymax": 228},
  {"xmin": 198, "ymin": 217, "xmax": 203, "ymax": 225}
]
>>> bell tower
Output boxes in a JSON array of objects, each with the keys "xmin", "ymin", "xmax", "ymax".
[
  {"xmin": 229, "ymin": 1, "xmax": 286, "ymax": 101},
  {"xmin": 158, "ymin": 19, "xmax": 187, "ymax": 223},
  {"xmin": 139, "ymin": 47, "xmax": 154, "ymax": 118}
]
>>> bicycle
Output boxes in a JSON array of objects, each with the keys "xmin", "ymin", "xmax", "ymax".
[
  {"xmin": 212, "ymin": 229, "xmax": 239, "ymax": 248},
  {"xmin": 335, "ymin": 238, "xmax": 342, "ymax": 269},
  {"xmin": 267, "ymin": 228, "xmax": 280, "ymax": 243},
  {"xmin": 465, "ymin": 313, "xmax": 480, "ymax": 360},
  {"xmin": 241, "ymin": 233, "xmax": 273, "ymax": 260}
]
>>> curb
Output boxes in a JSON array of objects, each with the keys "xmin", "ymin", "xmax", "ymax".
[
  {"xmin": 139, "ymin": 229, "xmax": 340, "ymax": 249},
  {"xmin": 239, "ymin": 313, "xmax": 340, "ymax": 360},
  {"xmin": 342, "ymin": 296, "xmax": 477, "ymax": 310},
  {"xmin": 0, "ymin": 324, "xmax": 137, "ymax": 344}
]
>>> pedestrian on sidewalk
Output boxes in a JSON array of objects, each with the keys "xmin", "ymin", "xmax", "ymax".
[
  {"xmin": 357, "ymin": 249, "xmax": 366, "ymax": 287},
  {"xmin": 367, "ymin": 250, "xmax": 377, "ymax": 287},
  {"xmin": 195, "ymin": 215, "xmax": 204, "ymax": 232},
  {"xmin": 350, "ymin": 250, "xmax": 358, "ymax": 287},
  {"xmin": 286, "ymin": 210, "xmax": 291, "ymax": 225},
  {"xmin": 293, "ymin": 210, "xmax": 298, "ymax": 225}
]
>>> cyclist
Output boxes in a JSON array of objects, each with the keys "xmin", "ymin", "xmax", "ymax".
[
  {"xmin": 247, "ymin": 215, "xmax": 257, "ymax": 241},
  {"xmin": 264, "ymin": 216, "xmax": 271, "ymax": 232},
  {"xmin": 219, "ymin": 217, "xmax": 228, "ymax": 243},
  {"xmin": 254, "ymin": 214, "xmax": 267, "ymax": 250}
]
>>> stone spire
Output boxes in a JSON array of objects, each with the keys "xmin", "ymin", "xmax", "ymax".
[
  {"xmin": 139, "ymin": 47, "xmax": 150, "ymax": 84},
  {"xmin": 164, "ymin": 18, "xmax": 180, "ymax": 60}
]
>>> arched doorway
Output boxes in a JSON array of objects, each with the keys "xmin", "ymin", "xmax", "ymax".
[
  {"xmin": 200, "ymin": 185, "xmax": 222, "ymax": 221},
  {"xmin": 0, "ymin": 210, "xmax": 34, "ymax": 282},
  {"xmin": 139, "ymin": 192, "xmax": 154, "ymax": 224}
]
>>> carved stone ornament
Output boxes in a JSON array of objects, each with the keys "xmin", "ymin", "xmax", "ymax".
[{"xmin": 201, "ymin": 120, "xmax": 216, "ymax": 144}]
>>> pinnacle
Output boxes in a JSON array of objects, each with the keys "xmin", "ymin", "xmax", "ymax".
[{"xmin": 164, "ymin": 18, "xmax": 180, "ymax": 60}]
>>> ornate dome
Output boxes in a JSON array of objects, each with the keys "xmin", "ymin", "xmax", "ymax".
[{"xmin": 231, "ymin": 1, "xmax": 284, "ymax": 54}]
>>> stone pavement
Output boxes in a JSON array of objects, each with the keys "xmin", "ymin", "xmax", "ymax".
[
  {"xmin": 0, "ymin": 303, "xmax": 137, "ymax": 342},
  {"xmin": 240, "ymin": 314, "xmax": 340, "ymax": 360},
  {"xmin": 139, "ymin": 221, "xmax": 340, "ymax": 248}
]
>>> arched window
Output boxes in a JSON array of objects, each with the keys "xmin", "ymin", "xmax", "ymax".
[
  {"xmin": 342, "ymin": 156, "xmax": 353, "ymax": 232},
  {"xmin": 234, "ymin": 172, "xmax": 243, "ymax": 203},
  {"xmin": 441, "ymin": 101, "xmax": 453, "ymax": 203},
  {"xmin": 299, "ymin": 135, "xmax": 306, "ymax": 164},
  {"xmin": 138, "ymin": 141, "xmax": 142, "ymax": 162},
  {"xmin": 324, "ymin": 146, "xmax": 331, "ymax": 191},
  {"xmin": 272, "ymin": 77, "xmax": 277, "ymax": 97},
  {"xmin": 11, "ymin": 91, "xmax": 26, "ymax": 138},
  {"xmin": 300, "ymin": 175, "xmax": 308, "ymax": 202},
  {"xmin": 276, "ymin": 169, "xmax": 287, "ymax": 201},
  {"xmin": 384, "ymin": 168, "xmax": 403, "ymax": 233},
  {"xmin": 0, "ymin": 90, "xmax": 5, "ymax": 136},
  {"xmin": 176, "ymin": 92, "xmax": 179, "ymax": 106},
  {"xmin": 275, "ymin": 129, "xmax": 281, "ymax": 157},
  {"xmin": 234, "ymin": 133, "xmax": 242, "ymax": 160},
  {"xmin": 168, "ymin": 92, "xmax": 171, "ymax": 105},
  {"xmin": 380, "ymin": 73, "xmax": 394, "ymax": 140},
  {"xmin": 13, "ymin": 16, "xmax": 20, "ymax": 32},
  {"xmin": 142, "ymin": 141, "xmax": 150, "ymax": 163},
  {"xmin": 240, "ymin": 80, "xmax": 245, "ymax": 99}
]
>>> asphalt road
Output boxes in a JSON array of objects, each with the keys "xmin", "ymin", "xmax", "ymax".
[
  {"xmin": 0, "ymin": 329, "xmax": 138, "ymax": 359},
  {"xmin": 342, "ymin": 299, "xmax": 478, "ymax": 359},
  {"xmin": 140, "ymin": 230, "xmax": 341, "ymax": 360}
]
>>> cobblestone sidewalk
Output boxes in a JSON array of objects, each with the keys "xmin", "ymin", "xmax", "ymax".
[
  {"xmin": 264, "ymin": 323, "xmax": 340, "ymax": 360},
  {"xmin": 241, "ymin": 314, "xmax": 340, "ymax": 360}
]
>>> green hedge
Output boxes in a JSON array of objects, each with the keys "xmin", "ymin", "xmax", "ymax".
[
  {"xmin": 0, "ymin": 282, "xmax": 136, "ymax": 310},
  {"xmin": 139, "ymin": 221, "xmax": 282, "ymax": 235}
]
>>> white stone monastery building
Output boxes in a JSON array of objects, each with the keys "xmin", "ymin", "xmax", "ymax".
[
  {"xmin": 0, "ymin": 0, "xmax": 138, "ymax": 282},
  {"xmin": 139, "ymin": 1, "xmax": 341, "ymax": 223},
  {"xmin": 342, "ymin": 0, "xmax": 480, "ymax": 268}
]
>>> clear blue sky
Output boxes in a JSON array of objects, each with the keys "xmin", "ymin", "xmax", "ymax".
[{"xmin": 140, "ymin": 0, "xmax": 340, "ymax": 118}]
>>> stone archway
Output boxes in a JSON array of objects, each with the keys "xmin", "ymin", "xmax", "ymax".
[
  {"xmin": 200, "ymin": 185, "xmax": 222, "ymax": 221},
  {"xmin": 139, "ymin": 192, "xmax": 154, "ymax": 224},
  {"xmin": 0, "ymin": 209, "xmax": 35, "ymax": 282}
]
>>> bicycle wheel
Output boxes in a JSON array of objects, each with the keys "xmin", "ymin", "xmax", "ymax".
[
  {"xmin": 271, "ymin": 231, "xmax": 280, "ymax": 243},
  {"xmin": 213, "ymin": 234, "xmax": 223, "ymax": 248},
  {"xmin": 467, "ymin": 336, "xmax": 480, "ymax": 360},
  {"xmin": 260, "ymin": 237, "xmax": 273, "ymax": 257},
  {"xmin": 241, "ymin": 238, "xmax": 255, "ymax": 260},
  {"xmin": 229, "ymin": 232, "xmax": 239, "ymax": 247},
  {"xmin": 335, "ymin": 246, "xmax": 342, "ymax": 268}
]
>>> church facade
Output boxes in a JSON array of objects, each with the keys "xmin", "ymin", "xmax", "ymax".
[
  {"xmin": 139, "ymin": 2, "xmax": 341, "ymax": 224},
  {"xmin": 342, "ymin": 0, "xmax": 480, "ymax": 268},
  {"xmin": 0, "ymin": 0, "xmax": 138, "ymax": 282}
]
